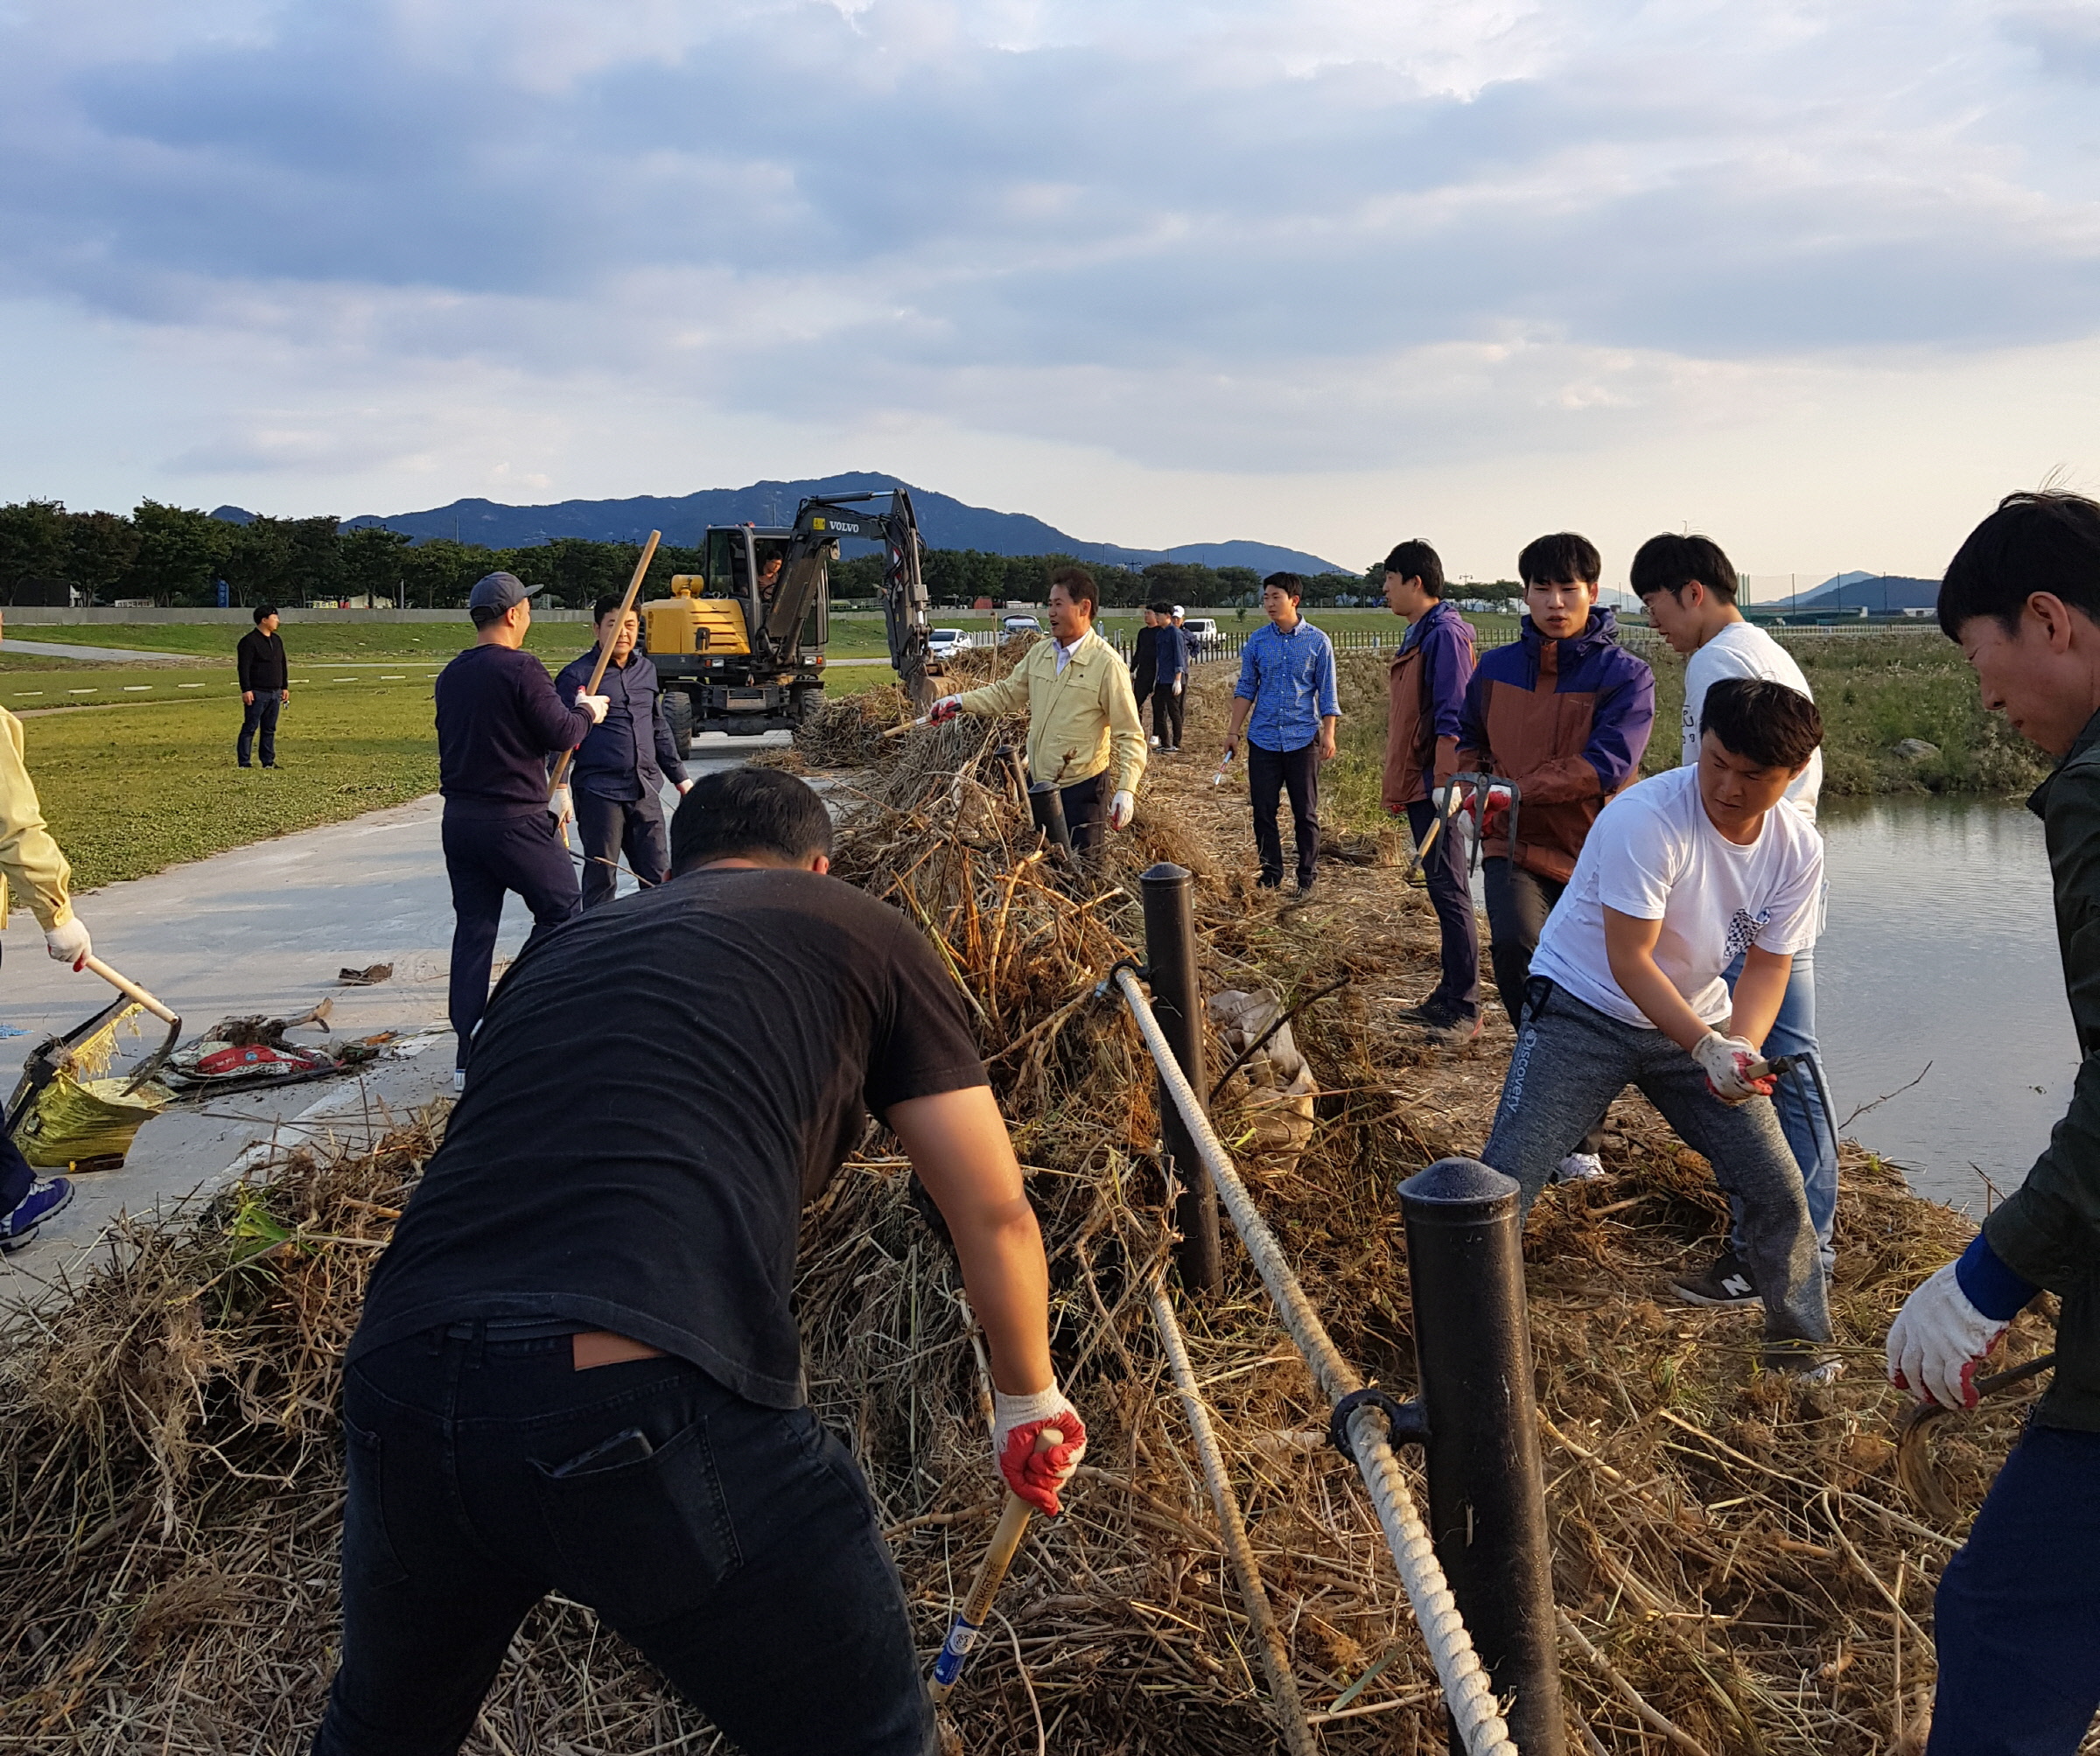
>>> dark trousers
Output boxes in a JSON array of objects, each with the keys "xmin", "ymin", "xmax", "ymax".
[
  {"xmin": 1149, "ymin": 684, "xmax": 1180, "ymax": 749},
  {"xmin": 1928, "ymin": 1423, "xmax": 2100, "ymax": 1754},
  {"xmin": 442, "ymin": 812, "xmax": 580, "ymax": 1068},
  {"xmin": 1405, "ymin": 796, "xmax": 1480, "ymax": 1020},
  {"xmin": 575, "ymin": 787, "xmax": 670, "ymax": 911},
  {"xmin": 313, "ymin": 1327, "xmax": 932, "ymax": 1756},
  {"xmin": 1484, "ymin": 858, "xmax": 1603, "ymax": 1153},
  {"xmin": 237, "ymin": 693, "xmax": 282, "ymax": 766},
  {"xmin": 1060, "ymin": 769, "xmax": 1109, "ymax": 857},
  {"xmin": 1166, "ymin": 679, "xmax": 1186, "ymax": 747},
  {"xmin": 1248, "ymin": 738, "xmax": 1320, "ymax": 885},
  {"xmin": 0, "ymin": 1125, "xmax": 35, "ymax": 1214}
]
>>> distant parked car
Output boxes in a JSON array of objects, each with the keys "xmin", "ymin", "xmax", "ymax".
[
  {"xmin": 1180, "ymin": 617, "xmax": 1221, "ymax": 653},
  {"xmin": 1000, "ymin": 613, "xmax": 1044, "ymax": 637},
  {"xmin": 927, "ymin": 627, "xmax": 974, "ymax": 659}
]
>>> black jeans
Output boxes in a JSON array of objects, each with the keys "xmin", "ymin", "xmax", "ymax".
[
  {"xmin": 442, "ymin": 811, "xmax": 580, "ymax": 1067},
  {"xmin": 314, "ymin": 1326, "xmax": 933, "ymax": 1756},
  {"xmin": 1404, "ymin": 795, "xmax": 1480, "ymax": 1020},
  {"xmin": 1060, "ymin": 769, "xmax": 1110, "ymax": 857},
  {"xmin": 1149, "ymin": 683, "xmax": 1180, "ymax": 748},
  {"xmin": 575, "ymin": 787, "xmax": 670, "ymax": 911},
  {"xmin": 1483, "ymin": 858, "xmax": 1603, "ymax": 1153},
  {"xmin": 1248, "ymin": 738, "xmax": 1320, "ymax": 885},
  {"xmin": 237, "ymin": 693, "xmax": 282, "ymax": 766}
]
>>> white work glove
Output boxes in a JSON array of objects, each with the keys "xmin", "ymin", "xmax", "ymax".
[
  {"xmin": 575, "ymin": 690, "xmax": 610, "ymax": 725},
  {"xmin": 1888, "ymin": 1262, "xmax": 2009, "ymax": 1410},
  {"xmin": 928, "ymin": 694, "xmax": 964, "ymax": 724},
  {"xmin": 676, "ymin": 778, "xmax": 693, "ymax": 795},
  {"xmin": 45, "ymin": 915, "xmax": 90, "ymax": 970},
  {"xmin": 1172, "ymin": 675, "xmax": 1183, "ymax": 696},
  {"xmin": 992, "ymin": 1384, "xmax": 1088, "ymax": 1517},
  {"xmin": 1692, "ymin": 1032, "xmax": 1774, "ymax": 1104},
  {"xmin": 547, "ymin": 784, "xmax": 573, "ymax": 826},
  {"xmin": 1109, "ymin": 789, "xmax": 1136, "ymax": 831}
]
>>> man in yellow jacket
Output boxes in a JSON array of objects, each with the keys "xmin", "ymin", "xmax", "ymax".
[
  {"xmin": 930, "ymin": 568, "xmax": 1147, "ymax": 855},
  {"xmin": 0, "ymin": 699, "xmax": 94, "ymax": 1251}
]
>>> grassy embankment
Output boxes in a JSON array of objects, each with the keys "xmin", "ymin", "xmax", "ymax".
[{"xmin": 1318, "ymin": 629, "xmax": 2048, "ymax": 839}]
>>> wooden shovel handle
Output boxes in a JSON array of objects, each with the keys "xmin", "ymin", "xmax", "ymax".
[{"xmin": 83, "ymin": 956, "xmax": 179, "ymax": 1025}]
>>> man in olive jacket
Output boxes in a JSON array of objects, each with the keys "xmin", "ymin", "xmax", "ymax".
[{"xmin": 1890, "ymin": 490, "xmax": 2100, "ymax": 1756}]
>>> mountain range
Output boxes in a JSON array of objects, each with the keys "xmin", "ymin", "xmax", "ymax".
[
  {"xmin": 1788, "ymin": 570, "xmax": 1940, "ymax": 612},
  {"xmin": 276, "ymin": 472, "xmax": 1349, "ymax": 575}
]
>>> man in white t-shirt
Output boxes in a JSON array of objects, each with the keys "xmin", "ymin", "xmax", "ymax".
[
  {"xmin": 1634, "ymin": 533, "xmax": 1837, "ymax": 1301},
  {"xmin": 1480, "ymin": 676, "xmax": 1832, "ymax": 1368}
]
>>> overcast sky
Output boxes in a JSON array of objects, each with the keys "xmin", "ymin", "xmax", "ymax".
[{"xmin": 3, "ymin": 0, "xmax": 2097, "ymax": 585}]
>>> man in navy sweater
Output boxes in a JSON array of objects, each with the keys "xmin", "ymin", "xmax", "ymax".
[
  {"xmin": 555, "ymin": 593, "xmax": 692, "ymax": 909},
  {"xmin": 435, "ymin": 573, "xmax": 606, "ymax": 1087}
]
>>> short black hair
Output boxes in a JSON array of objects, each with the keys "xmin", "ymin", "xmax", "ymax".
[
  {"xmin": 1517, "ymin": 533, "xmax": 1600, "ymax": 587},
  {"xmin": 1698, "ymin": 676, "xmax": 1822, "ymax": 773},
  {"xmin": 1048, "ymin": 566, "xmax": 1097, "ymax": 618},
  {"xmin": 670, "ymin": 768, "xmax": 834, "ymax": 873},
  {"xmin": 1382, "ymin": 540, "xmax": 1444, "ymax": 598},
  {"xmin": 593, "ymin": 592, "xmax": 635, "ymax": 624},
  {"xmin": 1629, "ymin": 534, "xmax": 1739, "ymax": 605},
  {"xmin": 252, "ymin": 604, "xmax": 277, "ymax": 625},
  {"xmin": 1263, "ymin": 571, "xmax": 1305, "ymax": 600},
  {"xmin": 1148, "ymin": 599, "xmax": 1175, "ymax": 617},
  {"xmin": 1938, "ymin": 490, "xmax": 2100, "ymax": 640}
]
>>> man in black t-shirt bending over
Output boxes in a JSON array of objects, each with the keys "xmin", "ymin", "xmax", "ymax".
[{"xmin": 314, "ymin": 767, "xmax": 1085, "ymax": 1756}]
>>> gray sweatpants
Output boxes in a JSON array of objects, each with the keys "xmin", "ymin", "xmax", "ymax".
[{"xmin": 1482, "ymin": 983, "xmax": 1829, "ymax": 1351}]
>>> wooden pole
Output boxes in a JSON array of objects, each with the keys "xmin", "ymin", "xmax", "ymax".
[{"xmin": 548, "ymin": 530, "xmax": 662, "ymax": 796}]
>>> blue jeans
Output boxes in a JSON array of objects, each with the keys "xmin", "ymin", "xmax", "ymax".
[
  {"xmin": 237, "ymin": 692, "xmax": 281, "ymax": 766},
  {"xmin": 1723, "ymin": 942, "xmax": 1836, "ymax": 1270},
  {"xmin": 314, "ymin": 1325, "xmax": 934, "ymax": 1756},
  {"xmin": 1928, "ymin": 1423, "xmax": 2100, "ymax": 1754}
]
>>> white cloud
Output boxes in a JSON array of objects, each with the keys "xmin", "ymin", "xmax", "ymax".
[{"xmin": 0, "ymin": 0, "xmax": 2095, "ymax": 576}]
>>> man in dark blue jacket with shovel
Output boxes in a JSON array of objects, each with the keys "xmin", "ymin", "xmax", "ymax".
[{"xmin": 556, "ymin": 593, "xmax": 691, "ymax": 909}]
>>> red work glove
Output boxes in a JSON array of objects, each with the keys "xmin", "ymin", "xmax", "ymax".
[
  {"xmin": 928, "ymin": 695, "xmax": 964, "ymax": 724},
  {"xmin": 991, "ymin": 1385, "xmax": 1088, "ymax": 1516},
  {"xmin": 1477, "ymin": 783, "xmax": 1513, "ymax": 841}
]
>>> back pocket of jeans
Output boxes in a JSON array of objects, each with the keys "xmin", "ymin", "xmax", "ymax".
[
  {"xmin": 342, "ymin": 1413, "xmax": 412, "ymax": 1591},
  {"xmin": 531, "ymin": 1415, "xmax": 741, "ymax": 1628}
]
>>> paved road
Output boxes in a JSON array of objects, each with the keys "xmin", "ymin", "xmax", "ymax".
[
  {"xmin": 0, "ymin": 730, "xmax": 794, "ymax": 1307},
  {"xmin": 1, "ymin": 637, "xmax": 196, "ymax": 662}
]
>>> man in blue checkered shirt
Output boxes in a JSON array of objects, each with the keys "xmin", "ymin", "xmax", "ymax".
[{"xmin": 1221, "ymin": 573, "xmax": 1340, "ymax": 894}]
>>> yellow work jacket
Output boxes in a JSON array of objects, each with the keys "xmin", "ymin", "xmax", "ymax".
[
  {"xmin": 0, "ymin": 709, "xmax": 74, "ymax": 931},
  {"xmin": 959, "ymin": 629, "xmax": 1148, "ymax": 795}
]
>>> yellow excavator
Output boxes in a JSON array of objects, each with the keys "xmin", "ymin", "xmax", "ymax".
[{"xmin": 643, "ymin": 487, "xmax": 942, "ymax": 756}]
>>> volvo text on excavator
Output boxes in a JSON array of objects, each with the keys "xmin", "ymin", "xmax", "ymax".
[{"xmin": 643, "ymin": 488, "xmax": 942, "ymax": 754}]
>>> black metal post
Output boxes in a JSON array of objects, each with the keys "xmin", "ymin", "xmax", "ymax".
[
  {"xmin": 1141, "ymin": 863, "xmax": 1221, "ymax": 1294},
  {"xmin": 1026, "ymin": 780, "xmax": 1072, "ymax": 853},
  {"xmin": 1396, "ymin": 1158, "xmax": 1564, "ymax": 1756}
]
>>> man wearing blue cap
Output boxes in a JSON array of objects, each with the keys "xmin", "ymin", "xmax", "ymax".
[{"xmin": 435, "ymin": 573, "xmax": 607, "ymax": 1089}]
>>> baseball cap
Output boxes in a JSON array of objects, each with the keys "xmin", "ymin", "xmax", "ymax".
[
  {"xmin": 467, "ymin": 571, "xmax": 543, "ymax": 615},
  {"xmin": 1172, "ymin": 604, "xmax": 1186, "ymax": 618}
]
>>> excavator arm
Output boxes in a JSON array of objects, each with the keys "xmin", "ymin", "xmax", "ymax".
[{"xmin": 788, "ymin": 490, "xmax": 940, "ymax": 710}]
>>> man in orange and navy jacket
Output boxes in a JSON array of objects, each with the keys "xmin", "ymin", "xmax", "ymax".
[{"xmin": 1457, "ymin": 532, "xmax": 1655, "ymax": 1177}]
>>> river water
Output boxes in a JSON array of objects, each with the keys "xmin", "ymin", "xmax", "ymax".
[{"xmin": 1816, "ymin": 794, "xmax": 2077, "ymax": 1213}]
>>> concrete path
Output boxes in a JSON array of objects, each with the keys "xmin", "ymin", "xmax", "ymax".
[
  {"xmin": 0, "ymin": 729, "xmax": 793, "ymax": 1307},
  {"xmin": 1, "ymin": 637, "xmax": 197, "ymax": 663}
]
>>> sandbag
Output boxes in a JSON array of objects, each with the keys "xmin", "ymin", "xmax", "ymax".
[{"xmin": 1206, "ymin": 989, "xmax": 1318, "ymax": 1157}]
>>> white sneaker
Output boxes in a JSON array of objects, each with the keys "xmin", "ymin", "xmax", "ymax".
[
  {"xmin": 452, "ymin": 1068, "xmax": 466, "ymax": 1095},
  {"xmin": 1553, "ymin": 1151, "xmax": 1606, "ymax": 1183}
]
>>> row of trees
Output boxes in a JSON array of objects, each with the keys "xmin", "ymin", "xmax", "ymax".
[{"xmin": 0, "ymin": 499, "xmax": 1526, "ymax": 612}]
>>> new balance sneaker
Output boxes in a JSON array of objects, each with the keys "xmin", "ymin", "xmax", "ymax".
[
  {"xmin": 1553, "ymin": 1151, "xmax": 1606, "ymax": 1184},
  {"xmin": 1670, "ymin": 1248, "xmax": 1760, "ymax": 1307},
  {"xmin": 0, "ymin": 1177, "xmax": 74, "ymax": 1254},
  {"xmin": 1396, "ymin": 1003, "xmax": 1482, "ymax": 1046}
]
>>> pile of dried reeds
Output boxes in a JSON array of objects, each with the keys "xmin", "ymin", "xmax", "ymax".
[{"xmin": 0, "ymin": 694, "xmax": 2071, "ymax": 1753}]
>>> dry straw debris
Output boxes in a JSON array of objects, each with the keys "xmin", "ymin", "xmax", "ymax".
[{"xmin": 0, "ymin": 668, "xmax": 2077, "ymax": 1753}]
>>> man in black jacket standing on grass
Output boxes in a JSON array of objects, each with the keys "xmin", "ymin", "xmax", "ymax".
[
  {"xmin": 236, "ymin": 604, "xmax": 289, "ymax": 768},
  {"xmin": 1890, "ymin": 490, "xmax": 2100, "ymax": 1755},
  {"xmin": 435, "ymin": 572, "xmax": 606, "ymax": 1090},
  {"xmin": 555, "ymin": 592, "xmax": 691, "ymax": 909}
]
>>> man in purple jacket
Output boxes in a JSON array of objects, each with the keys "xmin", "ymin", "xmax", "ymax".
[{"xmin": 435, "ymin": 573, "xmax": 606, "ymax": 1088}]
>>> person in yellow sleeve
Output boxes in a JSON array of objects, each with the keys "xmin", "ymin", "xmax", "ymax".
[
  {"xmin": 0, "ymin": 700, "xmax": 94, "ymax": 1251},
  {"xmin": 928, "ymin": 566, "xmax": 1147, "ymax": 855}
]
